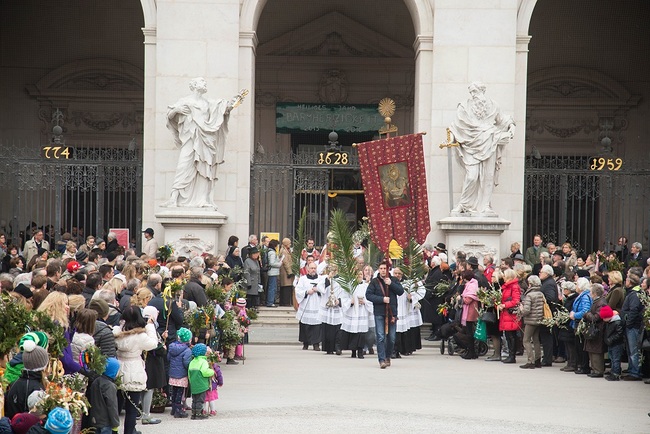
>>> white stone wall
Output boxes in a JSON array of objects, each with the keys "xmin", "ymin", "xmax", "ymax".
[
  {"xmin": 429, "ymin": 0, "xmax": 522, "ymax": 254},
  {"xmin": 144, "ymin": 0, "xmax": 248, "ymax": 252}
]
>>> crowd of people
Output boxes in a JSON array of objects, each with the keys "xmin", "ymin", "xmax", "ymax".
[
  {"xmin": 0, "ymin": 227, "xmax": 258, "ymax": 434},
  {"xmin": 3, "ymin": 223, "xmax": 650, "ymax": 432},
  {"xmin": 286, "ymin": 230, "xmax": 650, "ymax": 384},
  {"xmin": 421, "ymin": 235, "xmax": 650, "ymax": 385}
]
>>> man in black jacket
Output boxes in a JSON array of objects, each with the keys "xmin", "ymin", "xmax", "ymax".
[
  {"xmin": 82, "ymin": 272, "xmax": 103, "ymax": 307},
  {"xmin": 183, "ymin": 267, "xmax": 208, "ymax": 307},
  {"xmin": 620, "ymin": 273, "xmax": 644, "ymax": 380},
  {"xmin": 88, "ymin": 298, "xmax": 117, "ymax": 358},
  {"xmin": 625, "ymin": 242, "xmax": 645, "ymax": 270},
  {"xmin": 539, "ymin": 265, "xmax": 559, "ymax": 366},
  {"xmin": 147, "ymin": 273, "xmax": 184, "ymax": 344},
  {"xmin": 366, "ymin": 262, "xmax": 404, "ymax": 369}
]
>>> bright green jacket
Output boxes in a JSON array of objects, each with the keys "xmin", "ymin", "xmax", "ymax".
[{"xmin": 188, "ymin": 356, "xmax": 214, "ymax": 394}]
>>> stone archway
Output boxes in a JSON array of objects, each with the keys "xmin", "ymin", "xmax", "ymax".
[
  {"xmin": 245, "ymin": 1, "xmax": 429, "ymax": 240},
  {"xmin": 239, "ymin": 0, "xmax": 434, "ymax": 144}
]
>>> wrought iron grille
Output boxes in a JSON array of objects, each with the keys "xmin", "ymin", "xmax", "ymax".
[
  {"xmin": 0, "ymin": 141, "xmax": 142, "ymax": 249},
  {"xmin": 250, "ymin": 150, "xmax": 361, "ymax": 247},
  {"xmin": 524, "ymin": 155, "xmax": 650, "ymax": 255}
]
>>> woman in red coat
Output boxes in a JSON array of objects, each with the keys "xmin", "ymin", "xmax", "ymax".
[{"xmin": 497, "ymin": 268, "xmax": 522, "ymax": 364}]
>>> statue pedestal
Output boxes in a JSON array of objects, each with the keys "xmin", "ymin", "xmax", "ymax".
[
  {"xmin": 156, "ymin": 208, "xmax": 228, "ymax": 257},
  {"xmin": 437, "ymin": 216, "xmax": 511, "ymax": 262}
]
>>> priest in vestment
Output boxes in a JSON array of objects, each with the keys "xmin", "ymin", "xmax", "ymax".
[{"xmin": 295, "ymin": 261, "xmax": 323, "ymax": 350}]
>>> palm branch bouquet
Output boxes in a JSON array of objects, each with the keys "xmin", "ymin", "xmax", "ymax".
[
  {"xmin": 216, "ymin": 310, "xmax": 243, "ymax": 349},
  {"xmin": 184, "ymin": 303, "xmax": 216, "ymax": 337},
  {"xmin": 477, "ymin": 287, "xmax": 502, "ymax": 308},
  {"xmin": 291, "ymin": 207, "xmax": 308, "ymax": 277},
  {"xmin": 205, "ymin": 279, "xmax": 227, "ymax": 304},
  {"xmin": 575, "ymin": 318, "xmax": 588, "ymax": 336},
  {"xmin": 540, "ymin": 305, "xmax": 571, "ymax": 330},
  {"xmin": 0, "ymin": 293, "xmax": 67, "ymax": 359},
  {"xmin": 157, "ymin": 243, "xmax": 174, "ymax": 263},
  {"xmin": 38, "ymin": 374, "xmax": 90, "ymax": 419},
  {"xmin": 432, "ymin": 281, "xmax": 450, "ymax": 297},
  {"xmin": 399, "ymin": 238, "xmax": 427, "ymax": 293},
  {"xmin": 327, "ymin": 209, "xmax": 360, "ymax": 295},
  {"xmin": 162, "ymin": 278, "xmax": 186, "ymax": 316}
]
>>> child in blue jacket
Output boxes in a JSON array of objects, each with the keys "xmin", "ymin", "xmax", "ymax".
[{"xmin": 167, "ymin": 327, "xmax": 193, "ymax": 418}]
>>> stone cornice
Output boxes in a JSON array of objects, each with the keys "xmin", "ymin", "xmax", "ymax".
[
  {"xmin": 142, "ymin": 27, "xmax": 157, "ymax": 45},
  {"xmin": 413, "ymin": 35, "xmax": 433, "ymax": 58},
  {"xmin": 240, "ymin": 31, "xmax": 258, "ymax": 57}
]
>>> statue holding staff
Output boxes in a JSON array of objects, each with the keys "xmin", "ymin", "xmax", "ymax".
[
  {"xmin": 164, "ymin": 77, "xmax": 247, "ymax": 208},
  {"xmin": 447, "ymin": 82, "xmax": 515, "ymax": 216}
]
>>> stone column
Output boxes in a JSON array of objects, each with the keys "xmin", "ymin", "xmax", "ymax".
[
  {"xmin": 142, "ymin": 0, "xmax": 248, "ymax": 255},
  {"xmin": 431, "ymin": 0, "xmax": 519, "ymax": 255},
  {"xmin": 141, "ymin": 26, "xmax": 157, "ymax": 251}
]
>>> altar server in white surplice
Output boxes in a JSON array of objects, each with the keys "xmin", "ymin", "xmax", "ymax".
[
  {"xmin": 318, "ymin": 265, "xmax": 344, "ymax": 355},
  {"xmin": 340, "ymin": 272, "xmax": 374, "ymax": 359},
  {"xmin": 394, "ymin": 268, "xmax": 426, "ymax": 357}
]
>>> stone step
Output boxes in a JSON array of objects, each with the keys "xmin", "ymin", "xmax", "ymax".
[
  {"xmin": 257, "ymin": 306, "xmax": 295, "ymax": 313},
  {"xmin": 251, "ymin": 318, "xmax": 299, "ymax": 327},
  {"xmin": 255, "ymin": 311, "xmax": 298, "ymax": 319}
]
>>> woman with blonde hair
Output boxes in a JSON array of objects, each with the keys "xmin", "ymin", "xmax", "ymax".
[
  {"xmin": 132, "ymin": 287, "xmax": 154, "ymax": 308},
  {"xmin": 103, "ymin": 275, "xmax": 127, "ymax": 297},
  {"xmin": 62, "ymin": 241, "xmax": 77, "ymax": 260},
  {"xmin": 497, "ymin": 268, "xmax": 522, "ymax": 363},
  {"xmin": 67, "ymin": 294, "xmax": 86, "ymax": 314},
  {"xmin": 279, "ymin": 238, "xmax": 294, "ymax": 306},
  {"xmin": 37, "ymin": 291, "xmax": 81, "ymax": 374},
  {"xmin": 509, "ymin": 242, "xmax": 522, "ymax": 258},
  {"xmin": 38, "ymin": 291, "xmax": 71, "ymax": 328},
  {"xmin": 122, "ymin": 263, "xmax": 137, "ymax": 281},
  {"xmin": 605, "ymin": 270, "xmax": 625, "ymax": 311}
]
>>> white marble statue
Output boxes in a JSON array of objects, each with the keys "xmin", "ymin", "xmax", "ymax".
[
  {"xmin": 448, "ymin": 82, "xmax": 515, "ymax": 216},
  {"xmin": 164, "ymin": 77, "xmax": 245, "ymax": 208}
]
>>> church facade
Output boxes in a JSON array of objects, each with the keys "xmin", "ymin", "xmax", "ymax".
[{"xmin": 0, "ymin": 0, "xmax": 648, "ymax": 257}]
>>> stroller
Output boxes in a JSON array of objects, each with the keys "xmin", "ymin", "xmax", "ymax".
[{"xmin": 438, "ymin": 306, "xmax": 488, "ymax": 357}]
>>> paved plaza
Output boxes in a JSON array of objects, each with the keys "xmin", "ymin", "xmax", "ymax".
[{"xmin": 138, "ymin": 328, "xmax": 650, "ymax": 434}]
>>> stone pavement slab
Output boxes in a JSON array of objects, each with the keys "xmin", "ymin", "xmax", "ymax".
[{"xmin": 138, "ymin": 344, "xmax": 650, "ymax": 433}]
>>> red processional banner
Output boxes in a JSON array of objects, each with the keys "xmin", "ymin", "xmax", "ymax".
[{"xmin": 356, "ymin": 133, "xmax": 431, "ymax": 252}]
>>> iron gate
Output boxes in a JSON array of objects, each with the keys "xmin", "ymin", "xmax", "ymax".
[
  {"xmin": 250, "ymin": 150, "xmax": 361, "ymax": 246},
  {"xmin": 0, "ymin": 142, "xmax": 142, "ymax": 249},
  {"xmin": 524, "ymin": 155, "xmax": 650, "ymax": 255}
]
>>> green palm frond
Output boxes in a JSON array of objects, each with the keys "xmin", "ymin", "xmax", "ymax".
[
  {"xmin": 291, "ymin": 207, "xmax": 307, "ymax": 276},
  {"xmin": 399, "ymin": 238, "xmax": 427, "ymax": 292},
  {"xmin": 328, "ymin": 209, "xmax": 359, "ymax": 295},
  {"xmin": 358, "ymin": 218, "xmax": 384, "ymax": 270}
]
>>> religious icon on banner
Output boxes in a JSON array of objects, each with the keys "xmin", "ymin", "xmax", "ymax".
[{"xmin": 378, "ymin": 162, "xmax": 412, "ymax": 209}]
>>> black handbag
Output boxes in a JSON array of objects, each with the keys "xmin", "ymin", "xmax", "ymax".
[{"xmin": 480, "ymin": 311, "xmax": 497, "ymax": 323}]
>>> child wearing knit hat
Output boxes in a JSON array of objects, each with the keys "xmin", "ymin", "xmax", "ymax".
[
  {"xmin": 167, "ymin": 327, "xmax": 193, "ymax": 419},
  {"xmin": 44, "ymin": 407, "xmax": 74, "ymax": 434},
  {"xmin": 600, "ymin": 305, "xmax": 625, "ymax": 381},
  {"xmin": 86, "ymin": 358, "xmax": 121, "ymax": 434},
  {"xmin": 188, "ymin": 344, "xmax": 214, "ymax": 420},
  {"xmin": 4, "ymin": 340, "xmax": 49, "ymax": 419},
  {"xmin": 4, "ymin": 332, "xmax": 49, "ymax": 385}
]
